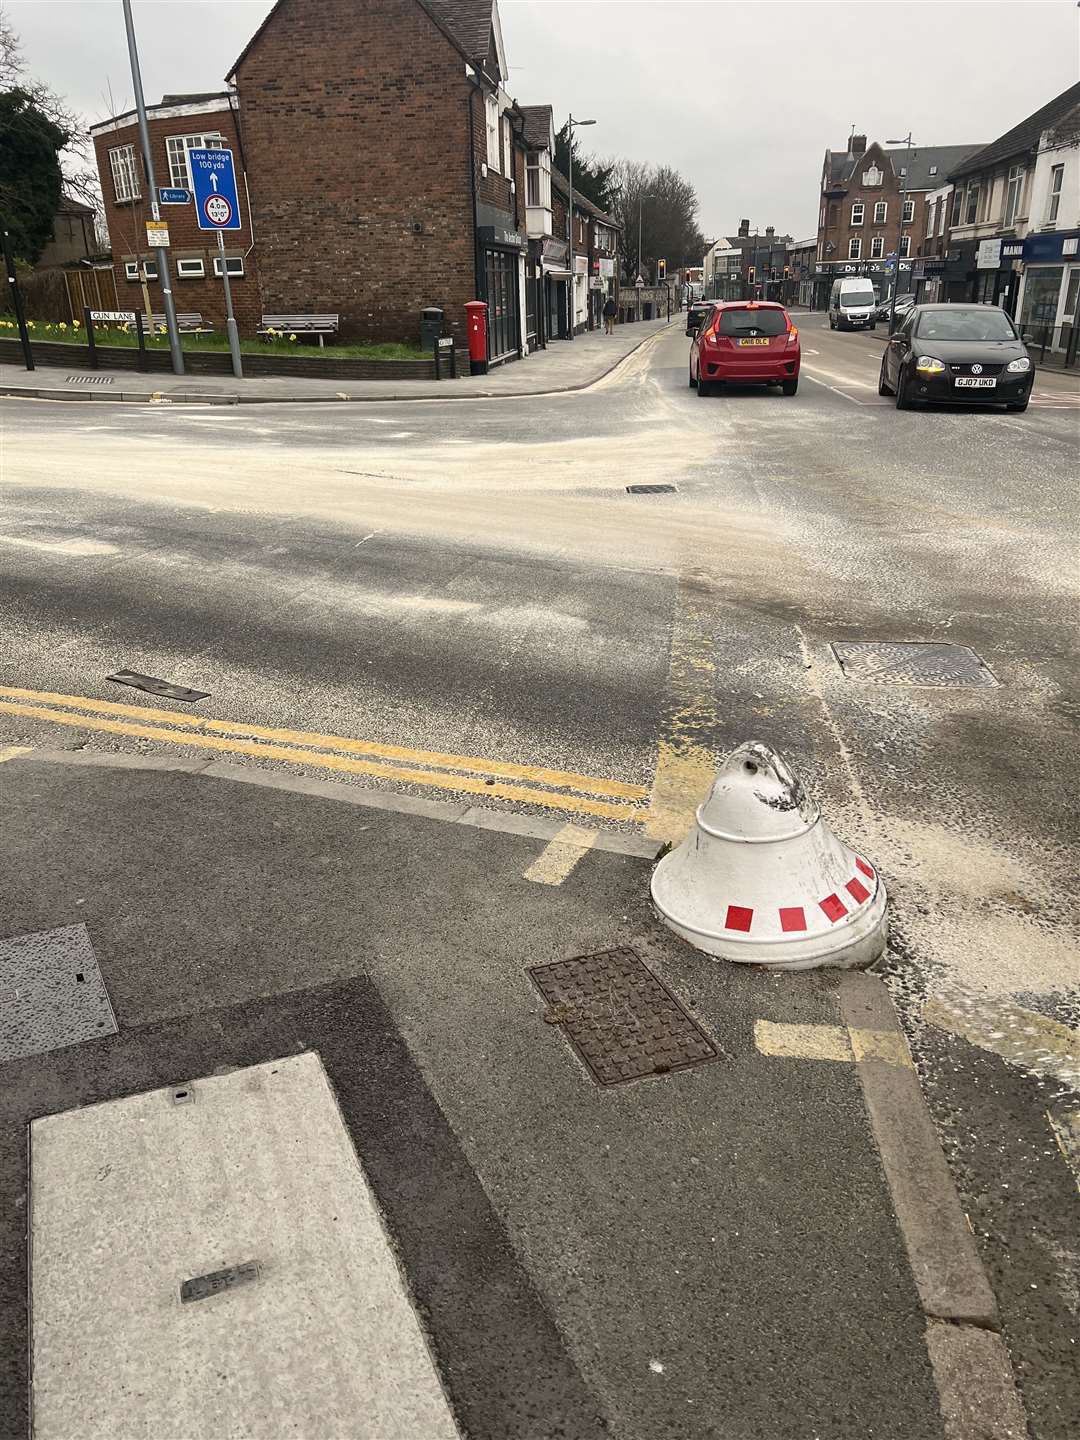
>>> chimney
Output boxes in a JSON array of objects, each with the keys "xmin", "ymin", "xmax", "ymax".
[
  {"xmin": 849, "ymin": 133, "xmax": 867, "ymax": 157},
  {"xmin": 738, "ymin": 218, "xmax": 750, "ymax": 237},
  {"xmin": 765, "ymin": 225, "xmax": 775, "ymax": 237}
]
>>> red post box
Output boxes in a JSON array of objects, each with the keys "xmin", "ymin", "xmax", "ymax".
[{"xmin": 465, "ymin": 300, "xmax": 489, "ymax": 375}]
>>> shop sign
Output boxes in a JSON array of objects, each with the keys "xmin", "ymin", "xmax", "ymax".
[
  {"xmin": 1022, "ymin": 229, "xmax": 1080, "ymax": 263},
  {"xmin": 976, "ymin": 238, "xmax": 1001, "ymax": 270}
]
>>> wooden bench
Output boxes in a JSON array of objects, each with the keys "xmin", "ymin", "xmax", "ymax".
[
  {"xmin": 258, "ymin": 314, "xmax": 340, "ymax": 347},
  {"xmin": 149, "ymin": 312, "xmax": 212, "ymax": 333}
]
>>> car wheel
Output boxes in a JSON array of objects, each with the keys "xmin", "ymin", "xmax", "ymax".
[
  {"xmin": 895, "ymin": 371, "xmax": 912, "ymax": 410},
  {"xmin": 869, "ymin": 322, "xmax": 876, "ymax": 331},
  {"xmin": 829, "ymin": 316, "xmax": 835, "ymax": 329},
  {"xmin": 697, "ymin": 378, "xmax": 712, "ymax": 397},
  {"xmin": 689, "ymin": 366, "xmax": 697, "ymax": 389},
  {"xmin": 877, "ymin": 360, "xmax": 892, "ymax": 396},
  {"xmin": 781, "ymin": 378, "xmax": 798, "ymax": 396},
  {"xmin": 1007, "ymin": 398, "xmax": 1029, "ymax": 412}
]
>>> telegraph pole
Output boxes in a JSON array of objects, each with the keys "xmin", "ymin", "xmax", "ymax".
[{"xmin": 121, "ymin": 0, "xmax": 184, "ymax": 374}]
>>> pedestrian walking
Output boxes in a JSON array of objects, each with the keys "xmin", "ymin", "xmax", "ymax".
[{"xmin": 603, "ymin": 294, "xmax": 617, "ymax": 335}]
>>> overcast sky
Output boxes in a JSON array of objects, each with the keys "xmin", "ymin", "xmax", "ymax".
[{"xmin": 8, "ymin": 0, "xmax": 1078, "ymax": 241}]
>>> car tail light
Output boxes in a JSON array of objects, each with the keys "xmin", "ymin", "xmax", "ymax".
[{"xmin": 786, "ymin": 324, "xmax": 799, "ymax": 347}]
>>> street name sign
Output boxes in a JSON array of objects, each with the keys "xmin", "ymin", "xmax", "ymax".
[
  {"xmin": 90, "ymin": 311, "xmax": 136, "ymax": 323},
  {"xmin": 159, "ymin": 188, "xmax": 191, "ymax": 205},
  {"xmin": 187, "ymin": 148, "xmax": 242, "ymax": 232}
]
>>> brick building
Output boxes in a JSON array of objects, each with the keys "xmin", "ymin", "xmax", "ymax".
[
  {"xmin": 813, "ymin": 134, "xmax": 981, "ymax": 307},
  {"xmin": 89, "ymin": 1, "xmax": 559, "ymax": 365},
  {"xmin": 90, "ymin": 92, "xmax": 259, "ymax": 334}
]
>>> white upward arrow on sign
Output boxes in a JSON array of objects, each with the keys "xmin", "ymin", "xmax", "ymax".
[{"xmin": 209, "ymin": 173, "xmax": 218, "ymax": 192}]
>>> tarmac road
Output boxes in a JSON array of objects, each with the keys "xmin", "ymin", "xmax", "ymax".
[{"xmin": 2, "ymin": 318, "xmax": 1078, "ymax": 1437}]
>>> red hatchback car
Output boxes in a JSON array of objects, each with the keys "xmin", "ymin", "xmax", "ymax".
[{"xmin": 690, "ymin": 301, "xmax": 801, "ymax": 397}]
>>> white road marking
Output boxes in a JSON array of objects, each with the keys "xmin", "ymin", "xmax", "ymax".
[
  {"xmin": 753, "ymin": 1019, "xmax": 914, "ymax": 1068},
  {"xmin": 30, "ymin": 1054, "xmax": 462, "ymax": 1440}
]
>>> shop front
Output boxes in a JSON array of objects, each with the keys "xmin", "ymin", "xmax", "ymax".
[
  {"xmin": 478, "ymin": 223, "xmax": 528, "ymax": 366},
  {"xmin": 1017, "ymin": 229, "xmax": 1080, "ymax": 368},
  {"xmin": 971, "ymin": 237, "xmax": 1024, "ymax": 314}
]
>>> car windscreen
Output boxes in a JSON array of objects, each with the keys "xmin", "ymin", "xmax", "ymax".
[
  {"xmin": 840, "ymin": 289, "xmax": 875, "ymax": 309},
  {"xmin": 915, "ymin": 309, "xmax": 1018, "ymax": 342},
  {"xmin": 717, "ymin": 308, "xmax": 787, "ymax": 336}
]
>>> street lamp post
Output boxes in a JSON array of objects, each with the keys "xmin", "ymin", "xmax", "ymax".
[
  {"xmin": 121, "ymin": 0, "xmax": 184, "ymax": 375},
  {"xmin": 887, "ymin": 132, "xmax": 913, "ymax": 334},
  {"xmin": 566, "ymin": 114, "xmax": 596, "ymax": 341},
  {"xmin": 637, "ymin": 191, "xmax": 654, "ymax": 284}
]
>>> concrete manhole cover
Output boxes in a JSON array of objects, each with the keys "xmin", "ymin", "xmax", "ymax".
[
  {"xmin": 529, "ymin": 946, "xmax": 717, "ymax": 1086},
  {"xmin": 831, "ymin": 641, "xmax": 998, "ymax": 688},
  {"xmin": 0, "ymin": 924, "xmax": 118, "ymax": 1062}
]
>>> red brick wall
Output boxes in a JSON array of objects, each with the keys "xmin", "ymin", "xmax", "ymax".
[
  {"xmin": 235, "ymin": 0, "xmax": 478, "ymax": 344},
  {"xmin": 92, "ymin": 104, "xmax": 261, "ymax": 335}
]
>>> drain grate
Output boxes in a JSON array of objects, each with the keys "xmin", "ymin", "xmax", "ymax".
[
  {"xmin": 626, "ymin": 484, "xmax": 677, "ymax": 495},
  {"xmin": 0, "ymin": 924, "xmax": 118, "ymax": 1062},
  {"xmin": 107, "ymin": 670, "xmax": 209, "ymax": 703},
  {"xmin": 529, "ymin": 946, "xmax": 717, "ymax": 1085},
  {"xmin": 66, "ymin": 375, "xmax": 115, "ymax": 386},
  {"xmin": 831, "ymin": 641, "xmax": 998, "ymax": 688}
]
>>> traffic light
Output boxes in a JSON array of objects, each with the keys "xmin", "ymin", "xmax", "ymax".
[
  {"xmin": 747, "ymin": 266, "xmax": 756, "ymax": 284},
  {"xmin": 657, "ymin": 258, "xmax": 666, "ymax": 280},
  {"xmin": 784, "ymin": 265, "xmax": 791, "ymax": 278}
]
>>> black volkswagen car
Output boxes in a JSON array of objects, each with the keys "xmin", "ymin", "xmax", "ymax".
[
  {"xmin": 878, "ymin": 304, "xmax": 1034, "ymax": 411},
  {"xmin": 686, "ymin": 300, "xmax": 714, "ymax": 337}
]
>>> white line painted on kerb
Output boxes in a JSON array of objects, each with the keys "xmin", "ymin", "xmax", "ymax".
[
  {"xmin": 30, "ymin": 1054, "xmax": 462, "ymax": 1440},
  {"xmin": 523, "ymin": 823, "xmax": 597, "ymax": 885}
]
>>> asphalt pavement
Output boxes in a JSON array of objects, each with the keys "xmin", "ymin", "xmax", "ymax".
[{"xmin": 2, "ymin": 313, "xmax": 1078, "ymax": 1438}]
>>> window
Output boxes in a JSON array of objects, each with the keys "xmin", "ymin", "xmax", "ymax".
[
  {"xmin": 902, "ymin": 199, "xmax": 915, "ymax": 224},
  {"xmin": 485, "ymin": 95, "xmax": 499, "ymax": 170},
  {"xmin": 899, "ymin": 167, "xmax": 907, "ymax": 178},
  {"xmin": 848, "ymin": 237, "xmax": 861, "ymax": 259},
  {"xmin": 870, "ymin": 235, "xmax": 884, "ymax": 258},
  {"xmin": 526, "ymin": 151, "xmax": 550, "ymax": 210},
  {"xmin": 1046, "ymin": 164, "xmax": 1064, "ymax": 225},
  {"xmin": 951, "ymin": 188, "xmax": 963, "ymax": 225},
  {"xmin": 898, "ymin": 235, "xmax": 911, "ymax": 258},
  {"xmin": 165, "ymin": 133, "xmax": 225, "ymax": 189},
  {"xmin": 213, "ymin": 254, "xmax": 245, "ymax": 277},
  {"xmin": 502, "ymin": 115, "xmax": 512, "ymax": 176},
  {"xmin": 717, "ymin": 307, "xmax": 787, "ymax": 336},
  {"xmin": 109, "ymin": 144, "xmax": 140, "ymax": 202},
  {"xmin": 819, "ymin": 202, "xmax": 825, "ymax": 227},
  {"xmin": 928, "ymin": 164, "xmax": 938, "ymax": 177},
  {"xmin": 124, "ymin": 258, "xmax": 158, "ymax": 281},
  {"xmin": 873, "ymin": 201, "xmax": 887, "ymax": 224},
  {"xmin": 926, "ymin": 201, "xmax": 936, "ymax": 238},
  {"xmin": 175, "ymin": 257, "xmax": 205, "ymax": 278},
  {"xmin": 850, "ymin": 202, "xmax": 864, "ymax": 226},
  {"xmin": 964, "ymin": 181, "xmax": 980, "ymax": 225}
]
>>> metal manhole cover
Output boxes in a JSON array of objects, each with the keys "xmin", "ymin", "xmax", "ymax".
[
  {"xmin": 0, "ymin": 924, "xmax": 118, "ymax": 1062},
  {"xmin": 529, "ymin": 946, "xmax": 717, "ymax": 1085},
  {"xmin": 626, "ymin": 484, "xmax": 677, "ymax": 495},
  {"xmin": 107, "ymin": 670, "xmax": 210, "ymax": 703},
  {"xmin": 831, "ymin": 641, "xmax": 998, "ymax": 688},
  {"xmin": 66, "ymin": 375, "xmax": 115, "ymax": 385}
]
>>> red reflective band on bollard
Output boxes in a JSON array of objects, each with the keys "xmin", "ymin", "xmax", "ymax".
[
  {"xmin": 465, "ymin": 300, "xmax": 489, "ymax": 375},
  {"xmin": 725, "ymin": 905, "xmax": 754, "ymax": 933}
]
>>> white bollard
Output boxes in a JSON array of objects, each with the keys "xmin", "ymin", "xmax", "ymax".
[{"xmin": 650, "ymin": 741, "xmax": 888, "ymax": 970}]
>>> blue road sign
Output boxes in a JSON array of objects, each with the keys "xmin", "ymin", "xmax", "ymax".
[
  {"xmin": 158, "ymin": 188, "xmax": 191, "ymax": 205},
  {"xmin": 187, "ymin": 148, "xmax": 242, "ymax": 232}
]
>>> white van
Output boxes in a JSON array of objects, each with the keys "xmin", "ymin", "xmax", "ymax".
[{"xmin": 829, "ymin": 277, "xmax": 877, "ymax": 331}]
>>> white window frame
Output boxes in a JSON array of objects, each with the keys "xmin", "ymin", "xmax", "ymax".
[
  {"xmin": 175, "ymin": 257, "xmax": 205, "ymax": 279},
  {"xmin": 870, "ymin": 235, "xmax": 884, "ymax": 258},
  {"xmin": 926, "ymin": 201, "xmax": 935, "ymax": 238},
  {"xmin": 123, "ymin": 258, "xmax": 158, "ymax": 281},
  {"xmin": 213, "ymin": 254, "xmax": 245, "ymax": 278},
  {"xmin": 485, "ymin": 95, "xmax": 499, "ymax": 171},
  {"xmin": 501, "ymin": 115, "xmax": 512, "ymax": 177},
  {"xmin": 109, "ymin": 144, "xmax": 140, "ymax": 202},
  {"xmin": 848, "ymin": 237, "xmax": 861, "ymax": 259},
  {"xmin": 165, "ymin": 133, "xmax": 226, "ymax": 190},
  {"xmin": 902, "ymin": 198, "xmax": 915, "ymax": 224},
  {"xmin": 964, "ymin": 181, "xmax": 980, "ymax": 225},
  {"xmin": 1046, "ymin": 164, "xmax": 1064, "ymax": 225},
  {"xmin": 898, "ymin": 235, "xmax": 911, "ymax": 258},
  {"xmin": 873, "ymin": 201, "xmax": 887, "ymax": 225},
  {"xmin": 850, "ymin": 202, "xmax": 864, "ymax": 226},
  {"xmin": 928, "ymin": 164, "xmax": 938, "ymax": 177}
]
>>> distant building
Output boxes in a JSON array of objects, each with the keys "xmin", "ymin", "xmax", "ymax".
[
  {"xmin": 785, "ymin": 238, "xmax": 817, "ymax": 307},
  {"xmin": 37, "ymin": 195, "xmax": 98, "ymax": 269},
  {"xmin": 1016, "ymin": 98, "xmax": 1080, "ymax": 360},
  {"xmin": 710, "ymin": 220, "xmax": 793, "ymax": 302},
  {"xmin": 814, "ymin": 133, "xmax": 983, "ymax": 307}
]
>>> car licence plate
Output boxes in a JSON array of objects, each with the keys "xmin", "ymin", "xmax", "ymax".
[
  {"xmin": 955, "ymin": 376, "xmax": 996, "ymax": 388},
  {"xmin": 736, "ymin": 338, "xmax": 770, "ymax": 347}
]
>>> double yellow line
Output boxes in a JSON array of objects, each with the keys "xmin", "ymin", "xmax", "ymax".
[{"xmin": 0, "ymin": 685, "xmax": 647, "ymax": 821}]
